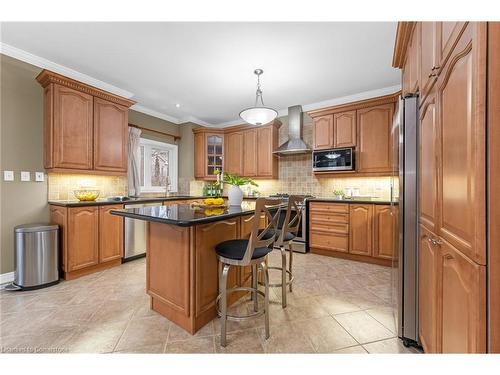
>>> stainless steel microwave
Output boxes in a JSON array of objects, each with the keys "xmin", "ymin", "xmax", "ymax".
[{"xmin": 312, "ymin": 148, "xmax": 354, "ymax": 172}]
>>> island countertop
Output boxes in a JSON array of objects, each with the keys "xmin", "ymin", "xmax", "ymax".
[{"xmin": 110, "ymin": 201, "xmax": 276, "ymax": 227}]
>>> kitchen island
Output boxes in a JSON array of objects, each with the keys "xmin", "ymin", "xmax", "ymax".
[{"xmin": 111, "ymin": 201, "xmax": 267, "ymax": 334}]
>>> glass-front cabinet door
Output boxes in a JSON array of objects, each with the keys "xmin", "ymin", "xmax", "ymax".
[{"xmin": 206, "ymin": 134, "xmax": 223, "ymax": 178}]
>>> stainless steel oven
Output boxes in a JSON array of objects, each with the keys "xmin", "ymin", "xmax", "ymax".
[{"xmin": 312, "ymin": 147, "xmax": 354, "ymax": 172}]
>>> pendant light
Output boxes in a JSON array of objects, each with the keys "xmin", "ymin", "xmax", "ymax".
[{"xmin": 239, "ymin": 69, "xmax": 278, "ymax": 126}]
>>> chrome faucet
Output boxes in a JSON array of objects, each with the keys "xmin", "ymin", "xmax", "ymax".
[{"xmin": 164, "ymin": 176, "xmax": 171, "ymax": 197}]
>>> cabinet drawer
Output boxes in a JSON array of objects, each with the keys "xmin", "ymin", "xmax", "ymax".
[
  {"xmin": 310, "ymin": 223, "xmax": 349, "ymax": 235},
  {"xmin": 310, "ymin": 212, "xmax": 349, "ymax": 224},
  {"xmin": 310, "ymin": 202, "xmax": 349, "ymax": 213},
  {"xmin": 310, "ymin": 231, "xmax": 349, "ymax": 253}
]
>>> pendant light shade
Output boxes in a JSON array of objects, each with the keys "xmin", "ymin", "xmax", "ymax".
[{"xmin": 239, "ymin": 69, "xmax": 278, "ymax": 126}]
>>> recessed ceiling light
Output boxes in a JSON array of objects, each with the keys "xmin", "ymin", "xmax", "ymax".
[{"xmin": 175, "ymin": 103, "xmax": 181, "ymax": 108}]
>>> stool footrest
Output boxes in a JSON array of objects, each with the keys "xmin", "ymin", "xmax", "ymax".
[
  {"xmin": 258, "ymin": 266, "xmax": 294, "ymax": 288},
  {"xmin": 216, "ymin": 286, "xmax": 266, "ymax": 322}
]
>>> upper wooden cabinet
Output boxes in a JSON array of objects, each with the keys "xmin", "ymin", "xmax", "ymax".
[
  {"xmin": 333, "ymin": 111, "xmax": 356, "ymax": 148},
  {"xmin": 225, "ymin": 132, "xmax": 243, "ymax": 175},
  {"xmin": 93, "ymin": 98, "xmax": 128, "ymax": 173},
  {"xmin": 312, "ymin": 115, "xmax": 334, "ymax": 150},
  {"xmin": 357, "ymin": 104, "xmax": 394, "ymax": 174},
  {"xmin": 435, "ymin": 22, "xmax": 486, "ymax": 265},
  {"xmin": 402, "ymin": 22, "xmax": 420, "ymax": 96},
  {"xmin": 50, "ymin": 84, "xmax": 94, "ymax": 170},
  {"xmin": 36, "ymin": 70, "xmax": 135, "ymax": 175},
  {"xmin": 193, "ymin": 121, "xmax": 279, "ymax": 180},
  {"xmin": 242, "ymin": 130, "xmax": 257, "ymax": 177}
]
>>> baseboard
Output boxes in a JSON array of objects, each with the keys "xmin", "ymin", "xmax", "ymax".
[{"xmin": 0, "ymin": 272, "xmax": 15, "ymax": 284}]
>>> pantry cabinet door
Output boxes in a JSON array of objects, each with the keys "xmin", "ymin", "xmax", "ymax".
[
  {"xmin": 436, "ymin": 22, "xmax": 486, "ymax": 265},
  {"xmin": 418, "ymin": 225, "xmax": 439, "ymax": 353},
  {"xmin": 439, "ymin": 239, "xmax": 486, "ymax": 353},
  {"xmin": 373, "ymin": 205, "xmax": 396, "ymax": 260}
]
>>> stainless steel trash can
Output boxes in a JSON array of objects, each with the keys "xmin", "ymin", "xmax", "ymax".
[{"xmin": 13, "ymin": 223, "xmax": 59, "ymax": 290}]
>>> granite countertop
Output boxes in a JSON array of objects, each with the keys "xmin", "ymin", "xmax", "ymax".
[
  {"xmin": 306, "ymin": 197, "xmax": 396, "ymax": 205},
  {"xmin": 48, "ymin": 196, "xmax": 206, "ymax": 207},
  {"xmin": 110, "ymin": 201, "xmax": 281, "ymax": 227}
]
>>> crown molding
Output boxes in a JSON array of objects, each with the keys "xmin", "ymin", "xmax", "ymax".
[
  {"xmin": 1, "ymin": 42, "xmax": 134, "ymax": 99},
  {"xmin": 130, "ymin": 104, "xmax": 183, "ymax": 124}
]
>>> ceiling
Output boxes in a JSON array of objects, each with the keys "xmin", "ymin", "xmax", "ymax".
[{"xmin": 0, "ymin": 22, "xmax": 400, "ymax": 126}]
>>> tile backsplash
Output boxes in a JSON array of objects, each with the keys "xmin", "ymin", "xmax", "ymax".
[{"xmin": 48, "ymin": 173, "xmax": 128, "ymax": 201}]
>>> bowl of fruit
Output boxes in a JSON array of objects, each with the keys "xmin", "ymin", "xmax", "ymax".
[{"xmin": 74, "ymin": 189, "xmax": 100, "ymax": 201}]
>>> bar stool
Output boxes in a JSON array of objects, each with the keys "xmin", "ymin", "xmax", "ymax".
[
  {"xmin": 214, "ymin": 197, "xmax": 281, "ymax": 347},
  {"xmin": 261, "ymin": 195, "xmax": 306, "ymax": 308}
]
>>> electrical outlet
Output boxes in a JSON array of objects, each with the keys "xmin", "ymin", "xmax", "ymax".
[
  {"xmin": 3, "ymin": 170, "xmax": 14, "ymax": 181},
  {"xmin": 35, "ymin": 172, "xmax": 45, "ymax": 182},
  {"xmin": 21, "ymin": 171, "xmax": 31, "ymax": 182}
]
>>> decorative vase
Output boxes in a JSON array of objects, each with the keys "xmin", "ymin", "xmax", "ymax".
[{"xmin": 228, "ymin": 185, "xmax": 243, "ymax": 206}]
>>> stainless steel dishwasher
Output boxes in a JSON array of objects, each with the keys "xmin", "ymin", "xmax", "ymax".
[{"xmin": 124, "ymin": 202, "xmax": 160, "ymax": 261}]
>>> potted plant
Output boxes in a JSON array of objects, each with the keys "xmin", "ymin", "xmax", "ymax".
[
  {"xmin": 333, "ymin": 189, "xmax": 345, "ymax": 200},
  {"xmin": 223, "ymin": 172, "xmax": 258, "ymax": 206}
]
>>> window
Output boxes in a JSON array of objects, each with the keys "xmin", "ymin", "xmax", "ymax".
[{"xmin": 139, "ymin": 138, "xmax": 178, "ymax": 193}]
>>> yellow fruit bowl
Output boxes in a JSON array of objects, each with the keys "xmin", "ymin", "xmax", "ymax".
[{"xmin": 74, "ymin": 189, "xmax": 100, "ymax": 201}]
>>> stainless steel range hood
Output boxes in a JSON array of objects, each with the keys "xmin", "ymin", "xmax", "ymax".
[{"xmin": 273, "ymin": 105, "xmax": 311, "ymax": 155}]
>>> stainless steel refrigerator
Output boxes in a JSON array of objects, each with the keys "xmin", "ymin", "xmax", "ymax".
[{"xmin": 391, "ymin": 94, "xmax": 420, "ymax": 348}]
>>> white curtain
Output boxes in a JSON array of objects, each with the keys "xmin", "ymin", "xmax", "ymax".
[{"xmin": 128, "ymin": 127, "xmax": 142, "ymax": 197}]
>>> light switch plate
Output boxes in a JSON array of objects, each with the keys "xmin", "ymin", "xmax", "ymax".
[
  {"xmin": 21, "ymin": 171, "xmax": 30, "ymax": 182},
  {"xmin": 35, "ymin": 172, "xmax": 45, "ymax": 182},
  {"xmin": 3, "ymin": 170, "xmax": 14, "ymax": 181}
]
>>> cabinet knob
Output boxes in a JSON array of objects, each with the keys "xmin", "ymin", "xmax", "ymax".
[{"xmin": 431, "ymin": 65, "xmax": 441, "ymax": 71}]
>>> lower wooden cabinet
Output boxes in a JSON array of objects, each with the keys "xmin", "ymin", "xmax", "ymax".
[
  {"xmin": 50, "ymin": 204, "xmax": 124, "ymax": 280},
  {"xmin": 98, "ymin": 204, "xmax": 124, "ymax": 263},
  {"xmin": 309, "ymin": 201, "xmax": 396, "ymax": 265},
  {"xmin": 349, "ymin": 204, "xmax": 373, "ymax": 256}
]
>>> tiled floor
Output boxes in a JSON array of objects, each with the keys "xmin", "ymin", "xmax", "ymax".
[{"xmin": 0, "ymin": 252, "xmax": 420, "ymax": 354}]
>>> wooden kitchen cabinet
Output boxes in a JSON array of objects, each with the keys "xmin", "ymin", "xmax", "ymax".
[
  {"xmin": 333, "ymin": 111, "xmax": 356, "ymax": 148},
  {"xmin": 67, "ymin": 206, "xmax": 99, "ymax": 272},
  {"xmin": 93, "ymin": 98, "xmax": 128, "ymax": 173},
  {"xmin": 349, "ymin": 204, "xmax": 373, "ymax": 256},
  {"xmin": 419, "ymin": 92, "xmax": 438, "ymax": 233},
  {"xmin": 435, "ymin": 22, "xmax": 486, "ymax": 265},
  {"xmin": 357, "ymin": 104, "xmax": 394, "ymax": 174},
  {"xmin": 37, "ymin": 70, "xmax": 135, "ymax": 174},
  {"xmin": 50, "ymin": 84, "xmax": 94, "ymax": 170},
  {"xmin": 402, "ymin": 23, "xmax": 420, "ymax": 96},
  {"xmin": 256, "ymin": 125, "xmax": 278, "ymax": 178},
  {"xmin": 420, "ymin": 22, "xmax": 438, "ymax": 102},
  {"xmin": 225, "ymin": 132, "xmax": 243, "ymax": 175},
  {"xmin": 242, "ymin": 129, "xmax": 257, "ymax": 176},
  {"xmin": 439, "ymin": 238, "xmax": 486, "ymax": 353},
  {"xmin": 194, "ymin": 132, "xmax": 206, "ymax": 178},
  {"xmin": 49, "ymin": 203, "xmax": 124, "ymax": 280},
  {"xmin": 312, "ymin": 115, "xmax": 334, "ymax": 150},
  {"xmin": 418, "ymin": 225, "xmax": 439, "ymax": 353},
  {"xmin": 373, "ymin": 205, "xmax": 398, "ymax": 260},
  {"xmin": 98, "ymin": 204, "xmax": 124, "ymax": 263}
]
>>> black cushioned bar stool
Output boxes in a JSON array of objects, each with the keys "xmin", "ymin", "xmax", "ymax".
[
  {"xmin": 215, "ymin": 197, "xmax": 281, "ymax": 347},
  {"xmin": 260, "ymin": 195, "xmax": 306, "ymax": 308}
]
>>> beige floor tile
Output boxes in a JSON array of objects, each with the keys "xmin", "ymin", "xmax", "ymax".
[
  {"xmin": 113, "ymin": 343, "xmax": 165, "ymax": 354},
  {"xmin": 334, "ymin": 345, "xmax": 368, "ymax": 354},
  {"xmin": 215, "ymin": 328, "xmax": 264, "ymax": 353},
  {"xmin": 365, "ymin": 306, "xmax": 397, "ymax": 334},
  {"xmin": 257, "ymin": 322, "xmax": 315, "ymax": 353},
  {"xmin": 64, "ymin": 320, "xmax": 129, "ymax": 353},
  {"xmin": 1, "ymin": 326, "xmax": 77, "ymax": 353},
  {"xmin": 314, "ymin": 293, "xmax": 363, "ymax": 315},
  {"xmin": 114, "ymin": 314, "xmax": 170, "ymax": 352},
  {"xmin": 0, "ymin": 308, "xmax": 57, "ymax": 337},
  {"xmin": 292, "ymin": 316, "xmax": 357, "ymax": 353},
  {"xmin": 89, "ymin": 300, "xmax": 137, "ymax": 324},
  {"xmin": 166, "ymin": 336, "xmax": 215, "ymax": 354},
  {"xmin": 334, "ymin": 311, "xmax": 395, "ymax": 344},
  {"xmin": 363, "ymin": 338, "xmax": 420, "ymax": 354}
]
